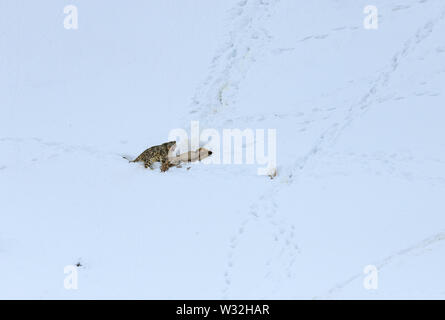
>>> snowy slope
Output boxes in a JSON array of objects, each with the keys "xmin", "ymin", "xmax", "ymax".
[{"xmin": 1, "ymin": 0, "xmax": 445, "ymax": 299}]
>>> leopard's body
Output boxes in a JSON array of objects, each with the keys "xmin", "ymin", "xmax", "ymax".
[{"xmin": 131, "ymin": 141, "xmax": 176, "ymax": 171}]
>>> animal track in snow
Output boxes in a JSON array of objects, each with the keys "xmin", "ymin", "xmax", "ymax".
[
  {"xmin": 320, "ymin": 231, "xmax": 445, "ymax": 298},
  {"xmin": 287, "ymin": 6, "xmax": 445, "ymax": 182},
  {"xmin": 308, "ymin": 151, "xmax": 445, "ymax": 187},
  {"xmin": 185, "ymin": 0, "xmax": 280, "ymax": 128}
]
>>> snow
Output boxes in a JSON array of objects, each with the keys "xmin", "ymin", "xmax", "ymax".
[{"xmin": 1, "ymin": 0, "xmax": 445, "ymax": 299}]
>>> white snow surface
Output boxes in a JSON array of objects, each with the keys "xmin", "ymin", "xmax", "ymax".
[{"xmin": 1, "ymin": 0, "xmax": 445, "ymax": 299}]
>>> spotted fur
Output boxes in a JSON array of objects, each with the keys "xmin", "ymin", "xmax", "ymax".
[{"xmin": 131, "ymin": 141, "xmax": 176, "ymax": 171}]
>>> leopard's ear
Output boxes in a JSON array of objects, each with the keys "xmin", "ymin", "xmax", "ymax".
[{"xmin": 168, "ymin": 142, "xmax": 177, "ymax": 153}]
